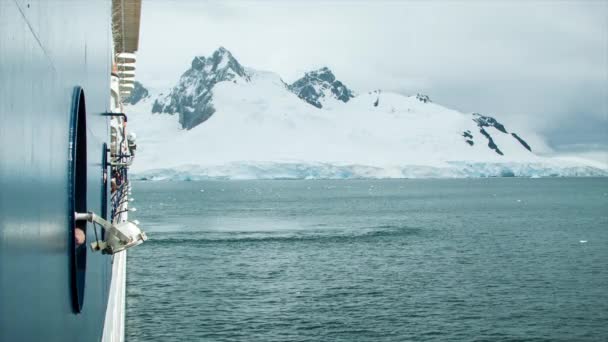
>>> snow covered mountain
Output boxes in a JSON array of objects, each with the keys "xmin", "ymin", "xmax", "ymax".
[
  {"xmin": 288, "ymin": 67, "xmax": 354, "ymax": 108},
  {"xmin": 124, "ymin": 81, "xmax": 149, "ymax": 105},
  {"xmin": 151, "ymin": 47, "xmax": 251, "ymax": 129},
  {"xmin": 127, "ymin": 47, "xmax": 607, "ymax": 179}
]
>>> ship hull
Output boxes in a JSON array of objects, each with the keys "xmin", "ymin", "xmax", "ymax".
[{"xmin": 0, "ymin": 1, "xmax": 114, "ymax": 341}]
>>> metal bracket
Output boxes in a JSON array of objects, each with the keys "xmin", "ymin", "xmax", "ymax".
[
  {"xmin": 101, "ymin": 112, "xmax": 127, "ymax": 122},
  {"xmin": 74, "ymin": 211, "xmax": 147, "ymax": 254},
  {"xmin": 75, "ymin": 212, "xmax": 131, "ymax": 242}
]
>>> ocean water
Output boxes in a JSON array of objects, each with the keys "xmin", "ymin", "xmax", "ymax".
[{"xmin": 126, "ymin": 178, "xmax": 608, "ymax": 341}]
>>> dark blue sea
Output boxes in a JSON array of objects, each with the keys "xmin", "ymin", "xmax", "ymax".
[{"xmin": 126, "ymin": 178, "xmax": 608, "ymax": 341}]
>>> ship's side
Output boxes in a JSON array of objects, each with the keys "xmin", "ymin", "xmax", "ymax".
[{"xmin": 0, "ymin": 1, "xmax": 140, "ymax": 341}]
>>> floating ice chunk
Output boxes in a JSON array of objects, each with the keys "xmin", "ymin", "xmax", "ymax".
[{"xmin": 580, "ymin": 240, "xmax": 588, "ymax": 243}]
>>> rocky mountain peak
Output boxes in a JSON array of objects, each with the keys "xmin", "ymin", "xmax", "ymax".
[
  {"xmin": 288, "ymin": 67, "xmax": 354, "ymax": 108},
  {"xmin": 123, "ymin": 81, "xmax": 149, "ymax": 105},
  {"xmin": 152, "ymin": 47, "xmax": 250, "ymax": 129},
  {"xmin": 310, "ymin": 67, "xmax": 336, "ymax": 82},
  {"xmin": 190, "ymin": 46, "xmax": 248, "ymax": 80}
]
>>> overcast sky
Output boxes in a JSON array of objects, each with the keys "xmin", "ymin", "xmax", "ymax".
[{"xmin": 136, "ymin": 0, "xmax": 607, "ymax": 151}]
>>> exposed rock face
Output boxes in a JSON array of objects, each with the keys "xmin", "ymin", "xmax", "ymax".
[
  {"xmin": 124, "ymin": 81, "xmax": 149, "ymax": 105},
  {"xmin": 462, "ymin": 130, "xmax": 474, "ymax": 146},
  {"xmin": 511, "ymin": 133, "xmax": 532, "ymax": 151},
  {"xmin": 468, "ymin": 113, "xmax": 532, "ymax": 155},
  {"xmin": 416, "ymin": 93, "xmax": 431, "ymax": 103},
  {"xmin": 479, "ymin": 128, "xmax": 504, "ymax": 155},
  {"xmin": 288, "ymin": 67, "xmax": 354, "ymax": 108},
  {"xmin": 473, "ymin": 113, "xmax": 507, "ymax": 133},
  {"xmin": 152, "ymin": 47, "xmax": 250, "ymax": 129}
]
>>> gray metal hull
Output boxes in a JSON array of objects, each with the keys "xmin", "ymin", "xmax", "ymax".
[{"xmin": 1, "ymin": 1, "xmax": 114, "ymax": 340}]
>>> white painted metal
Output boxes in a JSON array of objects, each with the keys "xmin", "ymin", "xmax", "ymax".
[{"xmin": 101, "ymin": 251, "xmax": 127, "ymax": 342}]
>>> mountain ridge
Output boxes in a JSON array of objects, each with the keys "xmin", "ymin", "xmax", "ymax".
[
  {"xmin": 150, "ymin": 48, "xmax": 359, "ymax": 129},
  {"xmin": 151, "ymin": 47, "xmax": 251, "ymax": 129},
  {"xmin": 125, "ymin": 47, "xmax": 606, "ymax": 177}
]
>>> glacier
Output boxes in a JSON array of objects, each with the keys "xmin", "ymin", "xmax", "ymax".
[{"xmin": 131, "ymin": 161, "xmax": 608, "ymax": 181}]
